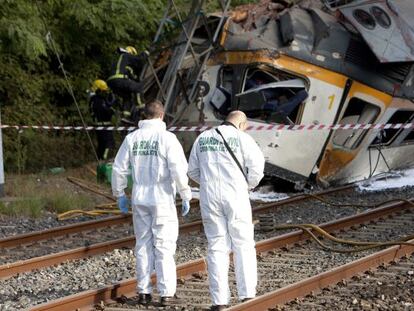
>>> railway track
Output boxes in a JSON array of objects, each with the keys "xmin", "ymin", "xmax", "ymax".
[
  {"xmin": 0, "ymin": 215, "xmax": 131, "ymax": 249},
  {"xmin": 0, "ymin": 185, "xmax": 353, "ymax": 279},
  {"xmin": 281, "ymin": 253, "xmax": 414, "ymax": 310},
  {"xmin": 0, "ymin": 216, "xmax": 133, "ymax": 264},
  {"xmin": 28, "ymin": 198, "xmax": 414, "ymax": 311}
]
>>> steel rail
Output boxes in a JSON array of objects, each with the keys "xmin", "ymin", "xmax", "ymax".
[
  {"xmin": 228, "ymin": 238, "xmax": 414, "ymax": 310},
  {"xmin": 254, "ymin": 198, "xmax": 413, "ymax": 253},
  {"xmin": 67, "ymin": 176, "xmax": 116, "ymax": 202},
  {"xmin": 0, "ymin": 237, "xmax": 134, "ymax": 280},
  {"xmin": 0, "ymin": 184, "xmax": 352, "ymax": 249},
  {"xmin": 0, "ymin": 220, "xmax": 203, "ymax": 279},
  {"xmin": 251, "ymin": 184, "xmax": 353, "ymax": 215},
  {"xmin": 0, "ymin": 202, "xmax": 201, "ymax": 249},
  {"xmin": 0, "ymin": 185, "xmax": 353, "ymax": 279},
  {"xmin": 29, "ymin": 198, "xmax": 414, "ymax": 311},
  {"xmin": 0, "ymin": 215, "xmax": 131, "ymax": 248},
  {"xmin": 30, "ymin": 258, "xmax": 206, "ymax": 311}
]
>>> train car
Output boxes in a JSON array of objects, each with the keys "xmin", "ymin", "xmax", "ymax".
[{"xmin": 146, "ymin": 0, "xmax": 414, "ymax": 187}]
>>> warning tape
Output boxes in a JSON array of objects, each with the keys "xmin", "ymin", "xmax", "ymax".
[{"xmin": 0, "ymin": 123, "xmax": 413, "ymax": 132}]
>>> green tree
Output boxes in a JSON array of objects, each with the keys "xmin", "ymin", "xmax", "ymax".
[
  {"xmin": 0, "ymin": 0, "xmax": 255, "ymax": 172},
  {"xmin": 0, "ymin": 0, "xmax": 165, "ymax": 172}
]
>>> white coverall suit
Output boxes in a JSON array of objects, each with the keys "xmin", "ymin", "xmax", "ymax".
[
  {"xmin": 188, "ymin": 123, "xmax": 264, "ymax": 305},
  {"xmin": 112, "ymin": 119, "xmax": 192, "ymax": 296}
]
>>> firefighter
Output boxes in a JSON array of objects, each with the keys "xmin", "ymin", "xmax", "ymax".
[
  {"xmin": 89, "ymin": 79, "xmax": 116, "ymax": 160},
  {"xmin": 107, "ymin": 46, "xmax": 147, "ymax": 125}
]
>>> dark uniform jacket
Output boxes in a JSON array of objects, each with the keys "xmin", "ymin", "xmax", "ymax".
[
  {"xmin": 108, "ymin": 52, "xmax": 146, "ymax": 81},
  {"xmin": 89, "ymin": 92, "xmax": 116, "ymax": 125}
]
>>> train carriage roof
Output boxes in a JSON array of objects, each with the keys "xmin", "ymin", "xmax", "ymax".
[{"xmin": 220, "ymin": 0, "xmax": 414, "ymax": 99}]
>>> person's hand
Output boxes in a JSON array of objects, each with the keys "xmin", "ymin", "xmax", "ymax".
[
  {"xmin": 181, "ymin": 200, "xmax": 190, "ymax": 217},
  {"xmin": 117, "ymin": 195, "xmax": 130, "ymax": 214}
]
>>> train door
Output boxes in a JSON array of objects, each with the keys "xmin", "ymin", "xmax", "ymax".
[
  {"xmin": 235, "ymin": 64, "xmax": 346, "ymax": 181},
  {"xmin": 318, "ymin": 81, "xmax": 392, "ymax": 184}
]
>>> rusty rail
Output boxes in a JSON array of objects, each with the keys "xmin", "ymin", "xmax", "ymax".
[
  {"xmin": 29, "ymin": 198, "xmax": 413, "ymax": 311},
  {"xmin": 255, "ymin": 198, "xmax": 413, "ymax": 253},
  {"xmin": 30, "ymin": 259, "xmax": 206, "ymax": 311},
  {"xmin": 67, "ymin": 176, "xmax": 117, "ymax": 201},
  {"xmin": 228, "ymin": 238, "xmax": 414, "ymax": 310},
  {"xmin": 0, "ymin": 237, "xmax": 134, "ymax": 279},
  {"xmin": 0, "ymin": 184, "xmax": 352, "ymax": 249},
  {"xmin": 0, "ymin": 215, "xmax": 131, "ymax": 248},
  {"xmin": 251, "ymin": 184, "xmax": 353, "ymax": 215},
  {"xmin": 0, "ymin": 220, "xmax": 203, "ymax": 279},
  {"xmin": 0, "ymin": 185, "xmax": 353, "ymax": 279},
  {"xmin": 0, "ymin": 184, "xmax": 353, "ymax": 279}
]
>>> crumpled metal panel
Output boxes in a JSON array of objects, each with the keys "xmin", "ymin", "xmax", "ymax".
[
  {"xmin": 218, "ymin": 0, "xmax": 414, "ymax": 98},
  {"xmin": 339, "ymin": 0, "xmax": 414, "ymax": 63},
  {"xmin": 222, "ymin": 0, "xmax": 290, "ymax": 50},
  {"xmin": 224, "ymin": 17, "xmax": 283, "ymax": 50},
  {"xmin": 229, "ymin": 0, "xmax": 289, "ymax": 31}
]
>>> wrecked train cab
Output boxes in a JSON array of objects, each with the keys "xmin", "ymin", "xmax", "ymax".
[
  {"xmin": 171, "ymin": 0, "xmax": 414, "ymax": 187},
  {"xmin": 194, "ymin": 51, "xmax": 348, "ymax": 187}
]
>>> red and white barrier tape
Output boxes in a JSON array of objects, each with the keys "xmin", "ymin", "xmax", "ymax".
[{"xmin": 0, "ymin": 123, "xmax": 413, "ymax": 132}]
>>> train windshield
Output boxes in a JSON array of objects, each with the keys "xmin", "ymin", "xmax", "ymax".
[{"xmin": 236, "ymin": 67, "xmax": 308, "ymax": 125}]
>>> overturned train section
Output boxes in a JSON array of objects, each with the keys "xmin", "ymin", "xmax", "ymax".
[{"xmin": 143, "ymin": 0, "xmax": 414, "ymax": 187}]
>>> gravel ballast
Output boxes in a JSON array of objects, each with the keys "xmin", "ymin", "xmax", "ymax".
[{"xmin": 1, "ymin": 184, "xmax": 414, "ymax": 310}]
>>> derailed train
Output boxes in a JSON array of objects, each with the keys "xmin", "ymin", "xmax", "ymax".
[{"xmin": 144, "ymin": 0, "xmax": 414, "ymax": 187}]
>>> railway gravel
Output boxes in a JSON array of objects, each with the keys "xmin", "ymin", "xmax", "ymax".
[
  {"xmin": 103, "ymin": 207, "xmax": 414, "ymax": 310},
  {"xmin": 0, "ymin": 212, "xmax": 103, "ymax": 238},
  {"xmin": 0, "ymin": 184, "xmax": 413, "ymax": 310},
  {"xmin": 2, "ymin": 183, "xmax": 414, "ymax": 238},
  {"xmin": 282, "ymin": 254, "xmax": 414, "ymax": 311},
  {"xmin": 0, "ymin": 222, "xmax": 134, "ymax": 264},
  {"xmin": 0, "ymin": 233, "xmax": 207, "ymax": 311}
]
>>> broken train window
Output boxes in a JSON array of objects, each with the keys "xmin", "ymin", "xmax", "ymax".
[
  {"xmin": 371, "ymin": 110, "xmax": 414, "ymax": 146},
  {"xmin": 235, "ymin": 66, "xmax": 309, "ymax": 124},
  {"xmin": 403, "ymin": 128, "xmax": 414, "ymax": 143},
  {"xmin": 333, "ymin": 98, "xmax": 380, "ymax": 149},
  {"xmin": 210, "ymin": 66, "xmax": 233, "ymax": 117}
]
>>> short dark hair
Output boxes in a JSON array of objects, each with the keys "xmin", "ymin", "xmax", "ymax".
[{"xmin": 144, "ymin": 100, "xmax": 164, "ymax": 119}]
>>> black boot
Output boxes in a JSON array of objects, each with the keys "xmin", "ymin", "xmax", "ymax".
[
  {"xmin": 160, "ymin": 294, "xmax": 182, "ymax": 306},
  {"xmin": 210, "ymin": 305, "xmax": 228, "ymax": 311},
  {"xmin": 138, "ymin": 293, "xmax": 152, "ymax": 305},
  {"xmin": 242, "ymin": 298, "xmax": 253, "ymax": 302}
]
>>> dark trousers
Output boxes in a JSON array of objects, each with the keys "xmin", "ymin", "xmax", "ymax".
[
  {"xmin": 107, "ymin": 78, "xmax": 143, "ymax": 125},
  {"xmin": 108, "ymin": 78, "xmax": 142, "ymax": 97},
  {"xmin": 96, "ymin": 130, "xmax": 115, "ymax": 160}
]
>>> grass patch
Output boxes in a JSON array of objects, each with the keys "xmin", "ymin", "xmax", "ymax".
[
  {"xmin": 0, "ymin": 193, "xmax": 93, "ymax": 218},
  {"xmin": 2, "ymin": 171, "xmax": 99, "ymax": 218},
  {"xmin": 45, "ymin": 193, "xmax": 93, "ymax": 214},
  {"xmin": 0, "ymin": 199, "xmax": 45, "ymax": 218}
]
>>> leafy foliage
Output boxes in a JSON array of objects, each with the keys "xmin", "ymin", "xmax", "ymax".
[
  {"xmin": 0, "ymin": 0, "xmax": 254, "ymax": 172},
  {"xmin": 0, "ymin": 0, "xmax": 164, "ymax": 172}
]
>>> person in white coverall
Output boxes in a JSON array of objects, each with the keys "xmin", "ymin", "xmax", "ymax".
[
  {"xmin": 188, "ymin": 110, "xmax": 265, "ymax": 310},
  {"xmin": 111, "ymin": 100, "xmax": 192, "ymax": 306}
]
